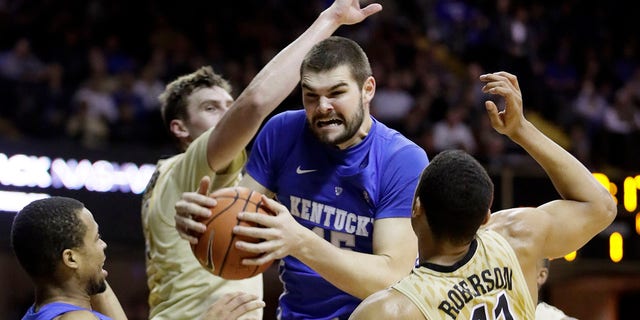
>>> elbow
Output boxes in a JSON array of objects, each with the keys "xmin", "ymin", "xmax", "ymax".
[
  {"xmin": 597, "ymin": 187, "xmax": 617, "ymax": 230},
  {"xmin": 362, "ymin": 264, "xmax": 413, "ymax": 299}
]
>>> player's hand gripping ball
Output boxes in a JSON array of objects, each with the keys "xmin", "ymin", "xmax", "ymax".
[{"xmin": 191, "ymin": 186, "xmax": 275, "ymax": 279}]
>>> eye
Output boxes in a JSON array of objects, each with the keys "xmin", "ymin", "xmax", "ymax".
[
  {"xmin": 329, "ymin": 90, "xmax": 346, "ymax": 98},
  {"xmin": 304, "ymin": 92, "xmax": 319, "ymax": 99}
]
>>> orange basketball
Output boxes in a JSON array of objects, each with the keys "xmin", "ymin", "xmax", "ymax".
[{"xmin": 191, "ymin": 186, "xmax": 275, "ymax": 280}]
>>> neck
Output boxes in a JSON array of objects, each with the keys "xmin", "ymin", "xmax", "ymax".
[
  {"xmin": 336, "ymin": 115, "xmax": 373, "ymax": 150},
  {"xmin": 35, "ymin": 283, "xmax": 92, "ymax": 310},
  {"xmin": 419, "ymin": 240, "xmax": 473, "ymax": 266}
]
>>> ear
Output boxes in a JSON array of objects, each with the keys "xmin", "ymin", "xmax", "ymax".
[
  {"xmin": 169, "ymin": 119, "xmax": 189, "ymax": 139},
  {"xmin": 537, "ymin": 266, "xmax": 549, "ymax": 288},
  {"xmin": 362, "ymin": 76, "xmax": 376, "ymax": 105},
  {"xmin": 62, "ymin": 248, "xmax": 80, "ymax": 270},
  {"xmin": 412, "ymin": 197, "xmax": 423, "ymax": 218}
]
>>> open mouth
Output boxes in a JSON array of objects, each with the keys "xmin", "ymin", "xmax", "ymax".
[{"xmin": 316, "ymin": 118, "xmax": 343, "ymax": 128}]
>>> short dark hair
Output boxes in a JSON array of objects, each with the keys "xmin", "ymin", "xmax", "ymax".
[
  {"xmin": 415, "ymin": 150, "xmax": 494, "ymax": 244},
  {"xmin": 11, "ymin": 197, "xmax": 87, "ymax": 279},
  {"xmin": 159, "ymin": 66, "xmax": 232, "ymax": 134},
  {"xmin": 301, "ymin": 36, "xmax": 372, "ymax": 88}
]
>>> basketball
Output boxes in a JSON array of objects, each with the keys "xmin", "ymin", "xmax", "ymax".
[{"xmin": 191, "ymin": 186, "xmax": 275, "ymax": 280}]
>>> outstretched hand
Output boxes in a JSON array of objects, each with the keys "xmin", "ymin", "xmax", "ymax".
[
  {"xmin": 175, "ymin": 176, "xmax": 216, "ymax": 244},
  {"xmin": 479, "ymin": 71, "xmax": 525, "ymax": 138},
  {"xmin": 326, "ymin": 0, "xmax": 383, "ymax": 26},
  {"xmin": 202, "ymin": 292, "xmax": 265, "ymax": 320}
]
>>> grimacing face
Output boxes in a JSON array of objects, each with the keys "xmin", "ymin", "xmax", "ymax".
[{"xmin": 301, "ymin": 65, "xmax": 368, "ymax": 149}]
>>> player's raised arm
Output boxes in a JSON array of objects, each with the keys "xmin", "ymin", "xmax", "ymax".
[
  {"xmin": 206, "ymin": 0, "xmax": 382, "ymax": 172},
  {"xmin": 480, "ymin": 71, "xmax": 617, "ymax": 259}
]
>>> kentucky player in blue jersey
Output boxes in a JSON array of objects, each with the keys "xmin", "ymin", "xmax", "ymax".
[{"xmin": 176, "ymin": 35, "xmax": 429, "ymax": 319}]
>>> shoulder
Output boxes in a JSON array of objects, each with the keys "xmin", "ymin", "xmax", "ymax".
[
  {"xmin": 350, "ymin": 288, "xmax": 424, "ymax": 320},
  {"xmin": 257, "ymin": 110, "xmax": 306, "ymax": 139},
  {"xmin": 370, "ymin": 117, "xmax": 429, "ymax": 162},
  {"xmin": 488, "ymin": 207, "xmax": 551, "ymax": 244},
  {"xmin": 486, "ymin": 206, "xmax": 551, "ymax": 268},
  {"xmin": 372, "ymin": 118, "xmax": 418, "ymax": 147},
  {"xmin": 267, "ymin": 109, "xmax": 306, "ymax": 125},
  {"xmin": 58, "ymin": 310, "xmax": 102, "ymax": 319}
]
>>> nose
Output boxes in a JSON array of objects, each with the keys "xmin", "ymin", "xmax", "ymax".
[{"xmin": 317, "ymin": 96, "xmax": 333, "ymax": 112}]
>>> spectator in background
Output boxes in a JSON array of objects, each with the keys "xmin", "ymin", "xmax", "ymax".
[
  {"xmin": 602, "ymin": 87, "xmax": 640, "ymax": 170},
  {"xmin": 133, "ymin": 63, "xmax": 165, "ymax": 114},
  {"xmin": 370, "ymin": 69, "xmax": 415, "ymax": 134},
  {"xmin": 66, "ymin": 46, "xmax": 119, "ymax": 149},
  {"xmin": 571, "ymin": 79, "xmax": 608, "ymax": 135},
  {"xmin": 0, "ymin": 37, "xmax": 47, "ymax": 83},
  {"xmin": 66, "ymin": 74, "xmax": 118, "ymax": 149},
  {"xmin": 37, "ymin": 63, "xmax": 72, "ymax": 138},
  {"xmin": 543, "ymin": 38, "xmax": 579, "ymax": 121},
  {"xmin": 432, "ymin": 104, "xmax": 477, "ymax": 154},
  {"xmin": 0, "ymin": 37, "xmax": 49, "ymax": 132},
  {"xmin": 132, "ymin": 63, "xmax": 167, "ymax": 143},
  {"xmin": 111, "ymin": 70, "xmax": 146, "ymax": 143}
]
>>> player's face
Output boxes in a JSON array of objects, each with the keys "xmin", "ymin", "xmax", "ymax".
[
  {"xmin": 301, "ymin": 65, "xmax": 372, "ymax": 149},
  {"xmin": 77, "ymin": 208, "xmax": 108, "ymax": 295},
  {"xmin": 184, "ymin": 86, "xmax": 234, "ymax": 141}
]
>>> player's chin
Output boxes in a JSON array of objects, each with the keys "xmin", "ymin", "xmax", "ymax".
[
  {"xmin": 88, "ymin": 277, "xmax": 109, "ymax": 295},
  {"xmin": 313, "ymin": 128, "xmax": 345, "ymax": 145}
]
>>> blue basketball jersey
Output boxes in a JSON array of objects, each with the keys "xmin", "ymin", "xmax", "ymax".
[
  {"xmin": 22, "ymin": 302, "xmax": 112, "ymax": 320},
  {"xmin": 246, "ymin": 110, "xmax": 429, "ymax": 319}
]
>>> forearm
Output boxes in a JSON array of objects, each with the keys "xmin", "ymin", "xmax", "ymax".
[
  {"xmin": 510, "ymin": 121, "xmax": 611, "ymax": 204},
  {"xmin": 206, "ymin": 9, "xmax": 342, "ymax": 171},
  {"xmin": 294, "ymin": 229, "xmax": 414, "ymax": 299},
  {"xmin": 236, "ymin": 9, "xmax": 342, "ymax": 110},
  {"xmin": 90, "ymin": 282, "xmax": 127, "ymax": 320}
]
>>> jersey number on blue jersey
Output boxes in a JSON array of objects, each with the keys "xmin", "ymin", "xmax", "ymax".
[{"xmin": 312, "ymin": 226, "xmax": 356, "ymax": 250}]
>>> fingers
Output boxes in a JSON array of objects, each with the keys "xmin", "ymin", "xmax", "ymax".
[
  {"xmin": 484, "ymin": 100, "xmax": 504, "ymax": 132},
  {"xmin": 227, "ymin": 297, "xmax": 265, "ymax": 318},
  {"xmin": 174, "ymin": 213, "xmax": 203, "ymax": 244},
  {"xmin": 178, "ymin": 192, "xmax": 216, "ymax": 220},
  {"xmin": 261, "ymin": 195, "xmax": 286, "ymax": 214},
  {"xmin": 174, "ymin": 209, "xmax": 205, "ymax": 244},
  {"xmin": 479, "ymin": 72, "xmax": 518, "ymax": 94},
  {"xmin": 361, "ymin": 3, "xmax": 383, "ymax": 17},
  {"xmin": 479, "ymin": 71, "xmax": 526, "ymax": 138},
  {"xmin": 174, "ymin": 191, "xmax": 217, "ymax": 244},
  {"xmin": 197, "ymin": 176, "xmax": 211, "ymax": 195},
  {"xmin": 234, "ymin": 214, "xmax": 280, "ymax": 240},
  {"xmin": 203, "ymin": 292, "xmax": 265, "ymax": 320},
  {"xmin": 242, "ymin": 254, "xmax": 277, "ymax": 267}
]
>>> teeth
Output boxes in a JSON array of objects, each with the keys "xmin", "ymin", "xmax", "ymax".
[{"xmin": 317, "ymin": 119, "xmax": 341, "ymax": 127}]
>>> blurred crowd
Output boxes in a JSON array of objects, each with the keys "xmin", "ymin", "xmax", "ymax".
[{"xmin": 1, "ymin": 0, "xmax": 639, "ymax": 173}]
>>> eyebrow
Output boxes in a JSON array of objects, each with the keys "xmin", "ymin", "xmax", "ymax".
[
  {"xmin": 198, "ymin": 99, "xmax": 232, "ymax": 107},
  {"xmin": 301, "ymin": 81, "xmax": 349, "ymax": 92}
]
